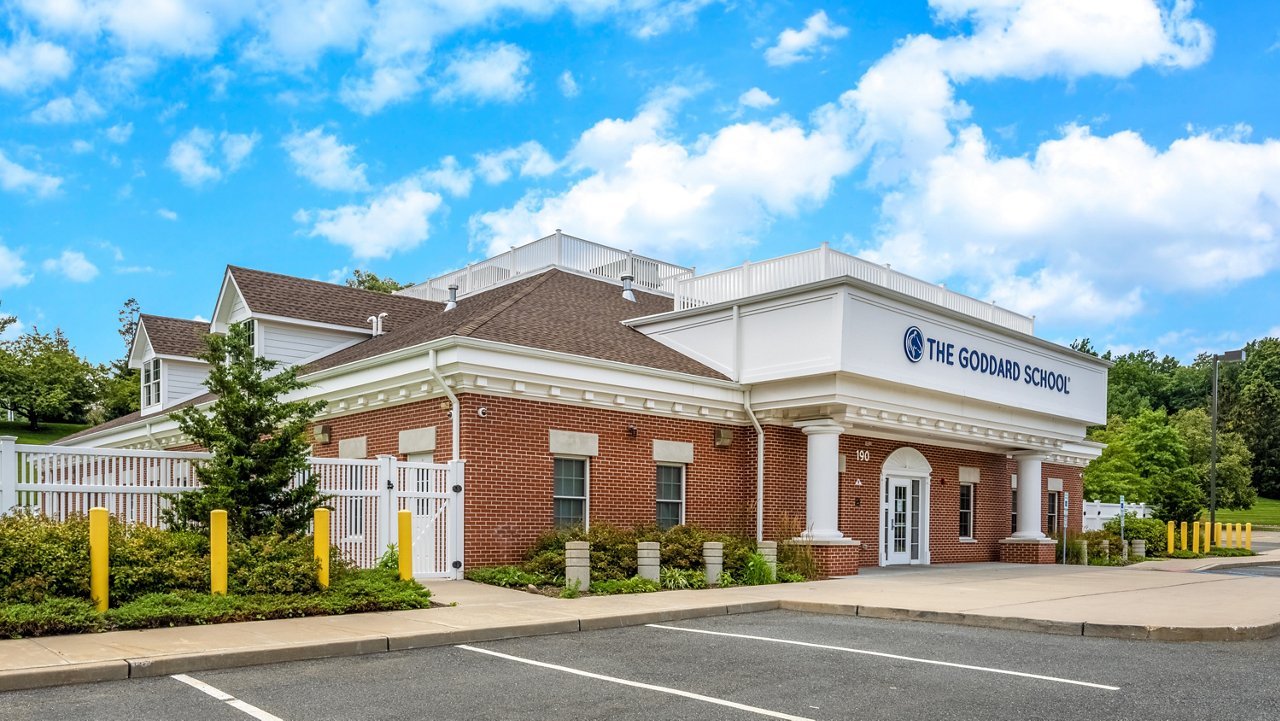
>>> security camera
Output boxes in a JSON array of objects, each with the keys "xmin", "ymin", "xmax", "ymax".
[{"xmin": 477, "ymin": 407, "xmax": 488, "ymax": 418}]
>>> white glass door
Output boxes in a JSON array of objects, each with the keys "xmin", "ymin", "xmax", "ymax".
[{"xmin": 884, "ymin": 479, "xmax": 912, "ymax": 565}]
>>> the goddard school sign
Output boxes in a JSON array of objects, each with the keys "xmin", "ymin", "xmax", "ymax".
[{"xmin": 903, "ymin": 325, "xmax": 1071, "ymax": 395}]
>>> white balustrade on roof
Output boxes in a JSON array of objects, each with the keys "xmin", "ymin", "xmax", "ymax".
[
  {"xmin": 403, "ymin": 234, "xmax": 1034, "ymax": 334},
  {"xmin": 396, "ymin": 231, "xmax": 695, "ymax": 302},
  {"xmin": 673, "ymin": 243, "xmax": 1035, "ymax": 335}
]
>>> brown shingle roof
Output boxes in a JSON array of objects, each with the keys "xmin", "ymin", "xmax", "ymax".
[
  {"xmin": 228, "ymin": 266, "xmax": 441, "ymax": 332},
  {"xmin": 52, "ymin": 392, "xmax": 216, "ymax": 445},
  {"xmin": 138, "ymin": 314, "xmax": 209, "ymax": 359},
  {"xmin": 304, "ymin": 269, "xmax": 726, "ymax": 380}
]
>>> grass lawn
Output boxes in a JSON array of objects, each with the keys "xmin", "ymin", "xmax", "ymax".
[
  {"xmin": 1210, "ymin": 497, "xmax": 1280, "ymax": 528},
  {"xmin": 0, "ymin": 419, "xmax": 91, "ymax": 445}
]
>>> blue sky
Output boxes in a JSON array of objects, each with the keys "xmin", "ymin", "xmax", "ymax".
[{"xmin": 0, "ymin": 0, "xmax": 1277, "ymax": 366}]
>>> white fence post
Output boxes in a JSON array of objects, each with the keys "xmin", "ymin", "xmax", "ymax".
[
  {"xmin": 377, "ymin": 454, "xmax": 396, "ymax": 559},
  {"xmin": 0, "ymin": 436, "xmax": 17, "ymax": 513},
  {"xmin": 450, "ymin": 459, "xmax": 465, "ymax": 579}
]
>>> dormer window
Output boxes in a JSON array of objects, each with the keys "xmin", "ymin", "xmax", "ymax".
[
  {"xmin": 142, "ymin": 359, "xmax": 160, "ymax": 407},
  {"xmin": 242, "ymin": 319, "xmax": 256, "ymax": 356}
]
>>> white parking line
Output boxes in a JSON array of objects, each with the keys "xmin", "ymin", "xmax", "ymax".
[
  {"xmin": 171, "ymin": 674, "xmax": 286, "ymax": 721},
  {"xmin": 645, "ymin": 624, "xmax": 1120, "ymax": 691},
  {"xmin": 457, "ymin": 644, "xmax": 820, "ymax": 721}
]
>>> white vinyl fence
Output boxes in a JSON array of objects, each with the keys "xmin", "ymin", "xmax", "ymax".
[
  {"xmin": 0, "ymin": 437, "xmax": 464, "ymax": 578},
  {"xmin": 1082, "ymin": 499, "xmax": 1151, "ymax": 531}
]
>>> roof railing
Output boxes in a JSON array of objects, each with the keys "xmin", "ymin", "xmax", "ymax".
[{"xmin": 396, "ymin": 231, "xmax": 695, "ymax": 303}]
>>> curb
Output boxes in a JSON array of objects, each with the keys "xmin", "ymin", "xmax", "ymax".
[{"xmin": 4, "ymin": 596, "xmax": 1278, "ymax": 694}]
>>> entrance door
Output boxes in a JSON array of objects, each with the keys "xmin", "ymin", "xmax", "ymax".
[{"xmin": 882, "ymin": 477, "xmax": 921, "ymax": 565}]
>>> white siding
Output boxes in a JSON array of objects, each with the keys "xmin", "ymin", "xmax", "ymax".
[
  {"xmin": 164, "ymin": 360, "xmax": 209, "ymax": 405},
  {"xmin": 227, "ymin": 289, "xmax": 250, "ymax": 323},
  {"xmin": 259, "ymin": 320, "xmax": 364, "ymax": 366}
]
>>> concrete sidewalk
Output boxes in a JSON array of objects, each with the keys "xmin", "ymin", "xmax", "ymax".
[{"xmin": 3, "ymin": 550, "xmax": 1278, "ymax": 694}]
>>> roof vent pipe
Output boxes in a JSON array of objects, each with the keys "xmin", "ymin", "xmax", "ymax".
[
  {"xmin": 367, "ymin": 314, "xmax": 387, "ymax": 336},
  {"xmin": 620, "ymin": 274, "xmax": 636, "ymax": 302},
  {"xmin": 444, "ymin": 284, "xmax": 459, "ymax": 311}
]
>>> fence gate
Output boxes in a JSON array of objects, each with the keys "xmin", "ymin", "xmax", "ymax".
[{"xmin": 389, "ymin": 458, "xmax": 464, "ymax": 579}]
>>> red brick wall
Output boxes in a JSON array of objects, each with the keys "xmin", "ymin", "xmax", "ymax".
[{"xmin": 307, "ymin": 398, "xmax": 454, "ymax": 462}]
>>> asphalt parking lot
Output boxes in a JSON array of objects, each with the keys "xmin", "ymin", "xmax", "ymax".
[{"xmin": 5, "ymin": 610, "xmax": 1277, "ymax": 721}]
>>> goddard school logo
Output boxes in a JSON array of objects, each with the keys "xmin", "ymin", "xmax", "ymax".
[{"xmin": 903, "ymin": 326, "xmax": 925, "ymax": 363}]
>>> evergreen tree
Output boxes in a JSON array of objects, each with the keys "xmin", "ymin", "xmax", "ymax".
[
  {"xmin": 163, "ymin": 322, "xmax": 327, "ymax": 536},
  {"xmin": 1234, "ymin": 379, "xmax": 1280, "ymax": 499}
]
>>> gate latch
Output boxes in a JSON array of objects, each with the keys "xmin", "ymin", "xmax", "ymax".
[
  {"xmin": 386, "ymin": 480, "xmax": 394, "ymax": 490},
  {"xmin": 451, "ymin": 484, "xmax": 463, "ymax": 493}
]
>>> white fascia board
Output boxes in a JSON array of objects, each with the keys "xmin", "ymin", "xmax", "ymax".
[
  {"xmin": 209, "ymin": 269, "xmax": 241, "ymax": 334},
  {"xmin": 127, "ymin": 324, "xmax": 154, "ymax": 369},
  {"xmin": 627, "ymin": 275, "xmax": 1113, "ymax": 370},
  {"xmin": 153, "ymin": 354, "xmax": 208, "ymax": 364},
  {"xmin": 252, "ymin": 313, "xmax": 373, "ymax": 336},
  {"xmin": 55, "ymin": 412, "xmax": 187, "ymax": 448}
]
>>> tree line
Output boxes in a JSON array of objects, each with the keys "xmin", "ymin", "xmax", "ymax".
[{"xmin": 1077, "ymin": 336, "xmax": 1280, "ymax": 520}]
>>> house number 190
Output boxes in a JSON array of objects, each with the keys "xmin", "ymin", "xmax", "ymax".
[{"xmin": 854, "ymin": 450, "xmax": 871, "ymax": 463}]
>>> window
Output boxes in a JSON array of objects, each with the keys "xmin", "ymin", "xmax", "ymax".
[
  {"xmin": 656, "ymin": 465, "xmax": 684, "ymax": 530},
  {"xmin": 241, "ymin": 319, "xmax": 256, "ymax": 355},
  {"xmin": 1010, "ymin": 489, "xmax": 1018, "ymax": 534},
  {"xmin": 141, "ymin": 358, "xmax": 160, "ymax": 407},
  {"xmin": 1046, "ymin": 491, "xmax": 1060, "ymax": 535},
  {"xmin": 959, "ymin": 483, "xmax": 975, "ymax": 539},
  {"xmin": 553, "ymin": 458, "xmax": 588, "ymax": 528}
]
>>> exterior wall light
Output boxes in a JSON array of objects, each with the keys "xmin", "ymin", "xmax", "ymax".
[{"xmin": 313, "ymin": 425, "xmax": 331, "ymax": 444}]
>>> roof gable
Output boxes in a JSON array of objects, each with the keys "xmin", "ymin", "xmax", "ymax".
[
  {"xmin": 132, "ymin": 315, "xmax": 210, "ymax": 362},
  {"xmin": 225, "ymin": 266, "xmax": 442, "ymax": 333}
]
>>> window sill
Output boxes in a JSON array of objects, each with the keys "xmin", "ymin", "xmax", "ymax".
[{"xmin": 958, "ymin": 538, "xmax": 977, "ymax": 543}]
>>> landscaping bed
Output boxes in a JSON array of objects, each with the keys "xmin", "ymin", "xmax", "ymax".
[{"xmin": 0, "ymin": 512, "xmax": 431, "ymax": 638}]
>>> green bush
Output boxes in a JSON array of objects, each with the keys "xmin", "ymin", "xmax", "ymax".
[
  {"xmin": 0, "ymin": 598, "xmax": 102, "ymax": 637},
  {"xmin": 592, "ymin": 576, "xmax": 659, "ymax": 595},
  {"xmin": 737, "ymin": 552, "xmax": 775, "ymax": 585},
  {"xmin": 0, "ymin": 512, "xmax": 92, "ymax": 603},
  {"xmin": 516, "ymin": 523, "xmax": 757, "ymax": 585},
  {"xmin": 465, "ymin": 566, "xmax": 550, "ymax": 588},
  {"xmin": 1102, "ymin": 514, "xmax": 1168, "ymax": 556},
  {"xmin": 228, "ymin": 533, "xmax": 321, "ymax": 595},
  {"xmin": 109, "ymin": 523, "xmax": 209, "ymax": 602},
  {"xmin": 659, "ymin": 566, "xmax": 707, "ymax": 590}
]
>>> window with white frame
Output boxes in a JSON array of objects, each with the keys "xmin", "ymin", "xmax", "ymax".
[
  {"xmin": 1046, "ymin": 491, "xmax": 1060, "ymax": 535},
  {"xmin": 958, "ymin": 482, "xmax": 975, "ymax": 539},
  {"xmin": 241, "ymin": 319, "xmax": 256, "ymax": 355},
  {"xmin": 656, "ymin": 464, "xmax": 685, "ymax": 530},
  {"xmin": 1010, "ymin": 488, "xmax": 1018, "ymax": 534},
  {"xmin": 141, "ymin": 358, "xmax": 160, "ymax": 407},
  {"xmin": 553, "ymin": 458, "xmax": 588, "ymax": 528}
]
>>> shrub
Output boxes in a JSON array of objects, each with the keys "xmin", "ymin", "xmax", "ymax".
[
  {"xmin": 109, "ymin": 523, "xmax": 209, "ymax": 602},
  {"xmin": 228, "ymin": 533, "xmax": 320, "ymax": 595},
  {"xmin": 0, "ymin": 598, "xmax": 102, "ymax": 637},
  {"xmin": 738, "ymin": 552, "xmax": 775, "ymax": 585},
  {"xmin": 776, "ymin": 514, "xmax": 819, "ymax": 580},
  {"xmin": 1102, "ymin": 514, "xmax": 1168, "ymax": 556},
  {"xmin": 592, "ymin": 576, "xmax": 659, "ymax": 595},
  {"xmin": 659, "ymin": 566, "xmax": 706, "ymax": 590},
  {"xmin": 465, "ymin": 566, "xmax": 550, "ymax": 588},
  {"xmin": 0, "ymin": 512, "xmax": 92, "ymax": 603}
]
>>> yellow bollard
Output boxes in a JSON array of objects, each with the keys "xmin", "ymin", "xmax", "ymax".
[
  {"xmin": 1203, "ymin": 522, "xmax": 1211, "ymax": 554},
  {"xmin": 1180, "ymin": 521, "xmax": 1188, "ymax": 551},
  {"xmin": 1192, "ymin": 522, "xmax": 1200, "ymax": 556},
  {"xmin": 210, "ymin": 509, "xmax": 227, "ymax": 595},
  {"xmin": 1214, "ymin": 522, "xmax": 1221, "ymax": 547},
  {"xmin": 89, "ymin": 507, "xmax": 109, "ymax": 612},
  {"xmin": 1246, "ymin": 523, "xmax": 1253, "ymax": 550},
  {"xmin": 314, "ymin": 507, "xmax": 330, "ymax": 589},
  {"xmin": 1167, "ymin": 521, "xmax": 1175, "ymax": 555},
  {"xmin": 1237, "ymin": 524, "xmax": 1244, "ymax": 548},
  {"xmin": 398, "ymin": 509, "xmax": 413, "ymax": 581}
]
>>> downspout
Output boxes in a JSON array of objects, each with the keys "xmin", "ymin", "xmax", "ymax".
[
  {"xmin": 427, "ymin": 349, "xmax": 460, "ymax": 460},
  {"xmin": 732, "ymin": 304, "xmax": 766, "ymax": 543}
]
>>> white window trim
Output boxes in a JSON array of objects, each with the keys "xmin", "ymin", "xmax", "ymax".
[
  {"xmin": 553, "ymin": 455, "xmax": 590, "ymax": 530},
  {"xmin": 141, "ymin": 358, "xmax": 161, "ymax": 408},
  {"xmin": 656, "ymin": 463, "xmax": 686, "ymax": 529},
  {"xmin": 959, "ymin": 481, "xmax": 976, "ymax": 540},
  {"xmin": 1046, "ymin": 491, "xmax": 1061, "ymax": 535}
]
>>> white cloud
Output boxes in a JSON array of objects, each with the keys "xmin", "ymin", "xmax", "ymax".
[
  {"xmin": 15, "ymin": 0, "xmax": 244, "ymax": 57},
  {"xmin": 29, "ymin": 90, "xmax": 104, "ymax": 124},
  {"xmin": 559, "ymin": 69, "xmax": 579, "ymax": 98},
  {"xmin": 474, "ymin": 141, "xmax": 557, "ymax": 184},
  {"xmin": 434, "ymin": 42, "xmax": 531, "ymax": 104},
  {"xmin": 0, "ymin": 34, "xmax": 73, "ymax": 93},
  {"xmin": 166, "ymin": 127, "xmax": 259, "ymax": 186},
  {"xmin": 0, "ymin": 318, "xmax": 25, "ymax": 341},
  {"xmin": 71, "ymin": 139, "xmax": 94, "ymax": 154},
  {"xmin": 764, "ymin": 10, "xmax": 849, "ymax": 66},
  {"xmin": 420, "ymin": 156, "xmax": 472, "ymax": 197},
  {"xmin": 738, "ymin": 87, "xmax": 778, "ymax": 110},
  {"xmin": 0, "ymin": 151, "xmax": 62, "ymax": 197},
  {"xmin": 42, "ymin": 249, "xmax": 99, "ymax": 282},
  {"xmin": 0, "ymin": 243, "xmax": 32, "ymax": 288},
  {"xmin": 340, "ymin": 62, "xmax": 425, "ymax": 115},
  {"xmin": 869, "ymin": 124, "xmax": 1280, "ymax": 322},
  {"xmin": 157, "ymin": 208, "xmax": 178, "ymax": 221},
  {"xmin": 295, "ymin": 178, "xmax": 444, "ymax": 259},
  {"xmin": 246, "ymin": 0, "xmax": 370, "ymax": 69},
  {"xmin": 192, "ymin": 314, "xmax": 209, "ymax": 323},
  {"xmin": 204, "ymin": 64, "xmax": 233, "ymax": 98},
  {"xmin": 472, "ymin": 87, "xmax": 860, "ymax": 258},
  {"xmin": 105, "ymin": 122, "xmax": 133, "ymax": 144},
  {"xmin": 282, "ymin": 126, "xmax": 369, "ymax": 191}
]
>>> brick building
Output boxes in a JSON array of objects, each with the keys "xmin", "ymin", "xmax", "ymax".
[{"xmin": 57, "ymin": 232, "xmax": 1108, "ymax": 574}]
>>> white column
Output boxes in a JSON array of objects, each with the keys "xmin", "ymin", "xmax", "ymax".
[
  {"xmin": 1013, "ymin": 453, "xmax": 1046, "ymax": 539},
  {"xmin": 799, "ymin": 421, "xmax": 844, "ymax": 541}
]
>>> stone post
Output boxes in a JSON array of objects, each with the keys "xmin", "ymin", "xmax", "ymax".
[
  {"xmin": 703, "ymin": 541, "xmax": 723, "ymax": 587},
  {"xmin": 758, "ymin": 541, "xmax": 778, "ymax": 580},
  {"xmin": 1132, "ymin": 539, "xmax": 1146, "ymax": 558},
  {"xmin": 637, "ymin": 541, "xmax": 660, "ymax": 582},
  {"xmin": 565, "ymin": 541, "xmax": 590, "ymax": 591},
  {"xmin": 1076, "ymin": 539, "xmax": 1088, "ymax": 565},
  {"xmin": 1100, "ymin": 539, "xmax": 1110, "ymax": 559},
  {"xmin": 1120, "ymin": 539, "xmax": 1129, "ymax": 561}
]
